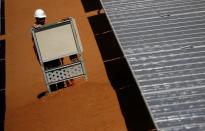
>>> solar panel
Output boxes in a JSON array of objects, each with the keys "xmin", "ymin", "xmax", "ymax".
[{"xmin": 100, "ymin": 0, "xmax": 205, "ymax": 130}]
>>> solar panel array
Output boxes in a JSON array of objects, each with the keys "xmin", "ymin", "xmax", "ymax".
[{"xmin": 100, "ymin": 0, "xmax": 205, "ymax": 130}]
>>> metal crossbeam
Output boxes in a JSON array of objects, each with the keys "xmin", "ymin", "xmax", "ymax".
[{"xmin": 45, "ymin": 62, "xmax": 86, "ymax": 85}]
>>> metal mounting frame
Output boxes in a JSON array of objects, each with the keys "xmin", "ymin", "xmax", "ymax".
[{"xmin": 32, "ymin": 17, "xmax": 87, "ymax": 92}]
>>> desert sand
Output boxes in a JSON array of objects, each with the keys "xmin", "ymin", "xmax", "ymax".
[{"xmin": 4, "ymin": 0, "xmax": 127, "ymax": 130}]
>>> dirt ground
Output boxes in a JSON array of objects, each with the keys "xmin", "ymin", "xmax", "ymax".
[{"xmin": 4, "ymin": 0, "xmax": 127, "ymax": 130}]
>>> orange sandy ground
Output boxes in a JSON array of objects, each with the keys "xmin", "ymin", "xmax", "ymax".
[{"xmin": 4, "ymin": 0, "xmax": 127, "ymax": 130}]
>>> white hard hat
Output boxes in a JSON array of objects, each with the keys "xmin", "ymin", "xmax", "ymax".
[{"xmin": 34, "ymin": 9, "xmax": 47, "ymax": 18}]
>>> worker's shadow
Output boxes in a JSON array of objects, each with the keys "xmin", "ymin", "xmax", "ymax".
[
  {"xmin": 37, "ymin": 82, "xmax": 67, "ymax": 99},
  {"xmin": 87, "ymin": 13, "xmax": 156, "ymax": 131},
  {"xmin": 0, "ymin": 40, "xmax": 6, "ymax": 131}
]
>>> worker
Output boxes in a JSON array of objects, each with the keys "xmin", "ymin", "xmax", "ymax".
[
  {"xmin": 33, "ymin": 9, "xmax": 63, "ymax": 69},
  {"xmin": 33, "ymin": 9, "xmax": 46, "ymax": 28},
  {"xmin": 32, "ymin": 9, "xmax": 74, "ymax": 91}
]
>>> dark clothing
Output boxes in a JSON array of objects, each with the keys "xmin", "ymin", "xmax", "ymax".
[
  {"xmin": 69, "ymin": 54, "xmax": 78, "ymax": 63},
  {"xmin": 43, "ymin": 59, "xmax": 62, "ymax": 70}
]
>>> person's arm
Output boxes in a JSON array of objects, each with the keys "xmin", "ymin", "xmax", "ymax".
[{"xmin": 33, "ymin": 23, "xmax": 43, "ymax": 29}]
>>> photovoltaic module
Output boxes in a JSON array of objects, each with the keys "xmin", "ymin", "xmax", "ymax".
[{"xmin": 100, "ymin": 0, "xmax": 205, "ymax": 130}]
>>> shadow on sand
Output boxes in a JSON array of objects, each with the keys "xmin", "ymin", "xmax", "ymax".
[
  {"xmin": 0, "ymin": 1, "xmax": 6, "ymax": 130},
  {"xmin": 37, "ymin": 82, "xmax": 67, "ymax": 99},
  {"xmin": 0, "ymin": 40, "xmax": 6, "ymax": 131},
  {"xmin": 85, "ymin": 9, "xmax": 156, "ymax": 131},
  {"xmin": 81, "ymin": 0, "xmax": 102, "ymax": 12},
  {"xmin": 0, "ymin": 0, "xmax": 5, "ymax": 35}
]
